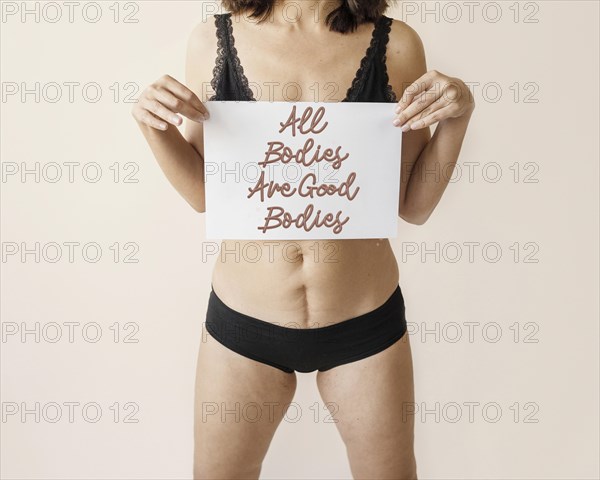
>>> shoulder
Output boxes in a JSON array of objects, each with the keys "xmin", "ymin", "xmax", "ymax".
[
  {"xmin": 385, "ymin": 17, "xmax": 428, "ymax": 95},
  {"xmin": 185, "ymin": 15, "xmax": 221, "ymax": 101},
  {"xmin": 187, "ymin": 14, "xmax": 221, "ymax": 57},
  {"xmin": 386, "ymin": 17, "xmax": 425, "ymax": 56}
]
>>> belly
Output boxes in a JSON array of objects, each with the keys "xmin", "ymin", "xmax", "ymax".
[{"xmin": 210, "ymin": 238, "xmax": 399, "ymax": 328}]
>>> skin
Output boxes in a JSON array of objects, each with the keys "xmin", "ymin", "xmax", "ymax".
[{"xmin": 132, "ymin": 1, "xmax": 475, "ymax": 478}]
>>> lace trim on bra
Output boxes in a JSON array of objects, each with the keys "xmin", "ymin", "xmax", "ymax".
[
  {"xmin": 344, "ymin": 15, "xmax": 397, "ymax": 103},
  {"xmin": 209, "ymin": 13, "xmax": 255, "ymax": 101},
  {"xmin": 343, "ymin": 15, "xmax": 385, "ymax": 102},
  {"xmin": 208, "ymin": 15, "xmax": 225, "ymax": 101},
  {"xmin": 210, "ymin": 13, "xmax": 397, "ymax": 103},
  {"xmin": 380, "ymin": 16, "xmax": 398, "ymax": 103}
]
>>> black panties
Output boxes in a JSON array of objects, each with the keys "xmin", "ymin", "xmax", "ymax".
[{"xmin": 205, "ymin": 285, "xmax": 407, "ymax": 373}]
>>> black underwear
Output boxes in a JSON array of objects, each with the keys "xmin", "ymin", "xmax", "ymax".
[{"xmin": 204, "ymin": 285, "xmax": 408, "ymax": 374}]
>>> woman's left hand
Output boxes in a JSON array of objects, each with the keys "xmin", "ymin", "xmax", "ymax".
[{"xmin": 393, "ymin": 70, "xmax": 475, "ymax": 132}]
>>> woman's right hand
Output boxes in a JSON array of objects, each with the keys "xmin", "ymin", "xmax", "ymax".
[{"xmin": 131, "ymin": 74, "xmax": 209, "ymax": 131}]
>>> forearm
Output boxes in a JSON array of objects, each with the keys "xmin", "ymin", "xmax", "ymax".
[
  {"xmin": 402, "ymin": 111, "xmax": 473, "ymax": 224},
  {"xmin": 136, "ymin": 121, "xmax": 205, "ymax": 212}
]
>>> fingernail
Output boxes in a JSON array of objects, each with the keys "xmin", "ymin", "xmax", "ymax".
[
  {"xmin": 401, "ymin": 123, "xmax": 410, "ymax": 132},
  {"xmin": 393, "ymin": 117, "xmax": 401, "ymax": 126},
  {"xmin": 395, "ymin": 106, "xmax": 402, "ymax": 114}
]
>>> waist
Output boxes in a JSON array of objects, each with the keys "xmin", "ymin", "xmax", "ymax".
[{"xmin": 210, "ymin": 239, "xmax": 400, "ymax": 328}]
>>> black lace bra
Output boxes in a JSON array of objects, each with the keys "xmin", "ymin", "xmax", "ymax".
[{"xmin": 209, "ymin": 12, "xmax": 397, "ymax": 103}]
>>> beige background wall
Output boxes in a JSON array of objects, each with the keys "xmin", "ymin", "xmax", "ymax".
[{"xmin": 1, "ymin": 1, "xmax": 598, "ymax": 478}]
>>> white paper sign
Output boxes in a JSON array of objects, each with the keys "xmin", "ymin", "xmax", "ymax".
[{"xmin": 203, "ymin": 101, "xmax": 401, "ymax": 240}]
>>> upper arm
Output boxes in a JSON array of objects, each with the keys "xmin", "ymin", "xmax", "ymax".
[
  {"xmin": 183, "ymin": 17, "xmax": 218, "ymax": 157},
  {"xmin": 386, "ymin": 20, "xmax": 431, "ymax": 205}
]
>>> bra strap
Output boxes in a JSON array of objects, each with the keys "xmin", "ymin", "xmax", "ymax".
[
  {"xmin": 209, "ymin": 13, "xmax": 231, "ymax": 100},
  {"xmin": 374, "ymin": 15, "xmax": 397, "ymax": 102},
  {"xmin": 211, "ymin": 13, "xmax": 255, "ymax": 101},
  {"xmin": 373, "ymin": 15, "xmax": 393, "ymax": 64}
]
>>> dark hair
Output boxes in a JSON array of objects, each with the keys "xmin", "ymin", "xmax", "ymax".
[{"xmin": 221, "ymin": 0, "xmax": 393, "ymax": 34}]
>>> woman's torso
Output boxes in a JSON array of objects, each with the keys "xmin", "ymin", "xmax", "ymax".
[{"xmin": 208, "ymin": 11, "xmax": 400, "ymax": 328}]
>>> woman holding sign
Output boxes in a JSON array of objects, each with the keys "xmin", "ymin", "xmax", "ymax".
[{"xmin": 133, "ymin": 0, "xmax": 475, "ymax": 478}]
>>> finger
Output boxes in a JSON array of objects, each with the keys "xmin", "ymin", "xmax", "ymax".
[
  {"xmin": 159, "ymin": 75, "xmax": 209, "ymax": 118},
  {"xmin": 408, "ymin": 104, "xmax": 454, "ymax": 131},
  {"xmin": 395, "ymin": 92, "xmax": 451, "ymax": 130},
  {"xmin": 144, "ymin": 98, "xmax": 183, "ymax": 126},
  {"xmin": 393, "ymin": 89, "xmax": 441, "ymax": 127},
  {"xmin": 413, "ymin": 95, "xmax": 450, "ymax": 121},
  {"xmin": 395, "ymin": 70, "xmax": 438, "ymax": 113},
  {"xmin": 154, "ymin": 86, "xmax": 206, "ymax": 123},
  {"xmin": 139, "ymin": 110, "xmax": 169, "ymax": 131}
]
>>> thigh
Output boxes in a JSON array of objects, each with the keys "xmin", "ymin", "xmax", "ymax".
[
  {"xmin": 316, "ymin": 333, "xmax": 417, "ymax": 480},
  {"xmin": 193, "ymin": 324, "xmax": 297, "ymax": 480}
]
